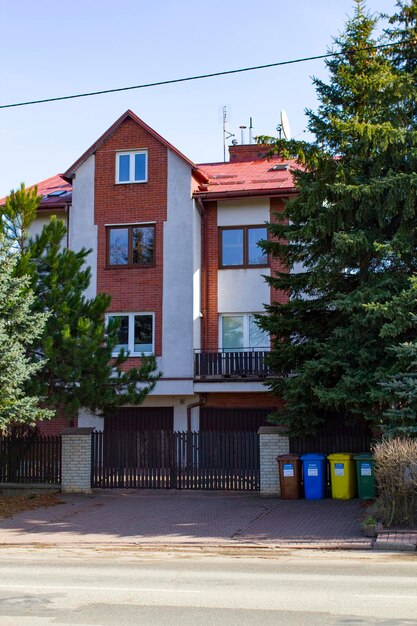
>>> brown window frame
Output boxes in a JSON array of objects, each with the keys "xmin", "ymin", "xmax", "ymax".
[
  {"xmin": 106, "ymin": 224, "xmax": 156, "ymax": 268},
  {"xmin": 219, "ymin": 225, "xmax": 268, "ymax": 269}
]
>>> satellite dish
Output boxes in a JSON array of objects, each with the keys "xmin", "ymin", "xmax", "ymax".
[{"xmin": 280, "ymin": 109, "xmax": 291, "ymax": 140}]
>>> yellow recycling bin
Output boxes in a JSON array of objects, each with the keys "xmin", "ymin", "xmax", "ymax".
[{"xmin": 327, "ymin": 453, "xmax": 356, "ymax": 499}]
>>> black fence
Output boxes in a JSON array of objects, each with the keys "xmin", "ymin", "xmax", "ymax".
[
  {"xmin": 290, "ymin": 420, "xmax": 372, "ymax": 455},
  {"xmin": 92, "ymin": 430, "xmax": 259, "ymax": 491},
  {"xmin": 0, "ymin": 435, "xmax": 61, "ymax": 484}
]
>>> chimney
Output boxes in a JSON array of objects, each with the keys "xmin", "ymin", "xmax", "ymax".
[{"xmin": 228, "ymin": 143, "xmax": 270, "ymax": 163}]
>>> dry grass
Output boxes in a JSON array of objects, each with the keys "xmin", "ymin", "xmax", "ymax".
[{"xmin": 0, "ymin": 492, "xmax": 63, "ymax": 520}]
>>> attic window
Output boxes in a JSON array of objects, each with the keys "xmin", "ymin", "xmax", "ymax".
[
  {"xmin": 269, "ymin": 163, "xmax": 289, "ymax": 171},
  {"xmin": 46, "ymin": 190, "xmax": 67, "ymax": 197},
  {"xmin": 116, "ymin": 150, "xmax": 148, "ymax": 184}
]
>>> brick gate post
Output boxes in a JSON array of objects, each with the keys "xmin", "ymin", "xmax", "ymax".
[
  {"xmin": 258, "ymin": 426, "xmax": 290, "ymax": 497},
  {"xmin": 61, "ymin": 427, "xmax": 94, "ymax": 494}
]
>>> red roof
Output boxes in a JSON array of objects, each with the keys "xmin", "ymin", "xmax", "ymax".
[
  {"xmin": 194, "ymin": 158, "xmax": 299, "ymax": 198},
  {"xmin": 0, "ymin": 174, "xmax": 71, "ymax": 208}
]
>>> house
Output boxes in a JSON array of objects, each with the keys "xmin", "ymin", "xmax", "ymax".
[{"xmin": 26, "ymin": 110, "xmax": 298, "ymax": 436}]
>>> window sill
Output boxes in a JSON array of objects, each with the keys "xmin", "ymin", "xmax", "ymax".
[
  {"xmin": 111, "ymin": 353, "xmax": 154, "ymax": 358},
  {"xmin": 114, "ymin": 180, "xmax": 148, "ymax": 185},
  {"xmin": 105, "ymin": 264, "xmax": 156, "ymax": 270},
  {"xmin": 219, "ymin": 265, "xmax": 269, "ymax": 270}
]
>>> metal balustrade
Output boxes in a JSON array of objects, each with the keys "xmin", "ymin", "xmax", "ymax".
[{"xmin": 194, "ymin": 348, "xmax": 271, "ymax": 380}]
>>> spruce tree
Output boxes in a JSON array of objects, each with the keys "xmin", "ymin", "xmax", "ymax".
[
  {"xmin": 368, "ymin": 1, "xmax": 417, "ymax": 437},
  {"xmin": 258, "ymin": 0, "xmax": 417, "ymax": 435},
  {"xmin": 0, "ymin": 238, "xmax": 52, "ymax": 428},
  {"xmin": 1, "ymin": 183, "xmax": 41, "ymax": 253}
]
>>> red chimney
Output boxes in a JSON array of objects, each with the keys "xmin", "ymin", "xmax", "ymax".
[{"xmin": 228, "ymin": 144, "xmax": 271, "ymax": 163}]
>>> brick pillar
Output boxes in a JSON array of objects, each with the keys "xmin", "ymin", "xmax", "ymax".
[
  {"xmin": 258, "ymin": 426, "xmax": 290, "ymax": 497},
  {"xmin": 61, "ymin": 427, "xmax": 94, "ymax": 494}
]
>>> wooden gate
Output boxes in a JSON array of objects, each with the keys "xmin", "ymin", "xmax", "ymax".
[{"xmin": 91, "ymin": 430, "xmax": 259, "ymax": 491}]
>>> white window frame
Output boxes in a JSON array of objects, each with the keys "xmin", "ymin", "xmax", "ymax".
[
  {"xmin": 106, "ymin": 312, "xmax": 155, "ymax": 356},
  {"xmin": 219, "ymin": 313, "xmax": 270, "ymax": 351},
  {"xmin": 115, "ymin": 150, "xmax": 148, "ymax": 184}
]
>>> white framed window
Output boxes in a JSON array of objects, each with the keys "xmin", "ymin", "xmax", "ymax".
[
  {"xmin": 106, "ymin": 312, "xmax": 154, "ymax": 356},
  {"xmin": 220, "ymin": 314, "xmax": 269, "ymax": 351},
  {"xmin": 115, "ymin": 150, "xmax": 148, "ymax": 184}
]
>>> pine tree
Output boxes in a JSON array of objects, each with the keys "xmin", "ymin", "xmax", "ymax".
[
  {"xmin": 258, "ymin": 0, "xmax": 417, "ymax": 435},
  {"xmin": 1, "ymin": 184, "xmax": 160, "ymax": 421},
  {"xmin": 18, "ymin": 217, "xmax": 160, "ymax": 418},
  {"xmin": 0, "ymin": 238, "xmax": 52, "ymax": 428}
]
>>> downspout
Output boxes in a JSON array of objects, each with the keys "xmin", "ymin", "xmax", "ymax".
[
  {"xmin": 187, "ymin": 394, "xmax": 206, "ymax": 432},
  {"xmin": 65, "ymin": 203, "xmax": 71, "ymax": 248}
]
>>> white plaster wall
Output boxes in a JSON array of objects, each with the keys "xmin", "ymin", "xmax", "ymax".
[
  {"xmin": 78, "ymin": 407, "xmax": 104, "ymax": 430},
  {"xmin": 218, "ymin": 267, "xmax": 270, "ymax": 312},
  {"xmin": 68, "ymin": 155, "xmax": 97, "ymax": 300},
  {"xmin": 194, "ymin": 381, "xmax": 267, "ymax": 393},
  {"xmin": 217, "ymin": 197, "xmax": 270, "ymax": 312},
  {"xmin": 193, "ymin": 203, "xmax": 202, "ymax": 350},
  {"xmin": 218, "ymin": 197, "xmax": 269, "ymax": 226},
  {"xmin": 162, "ymin": 151, "xmax": 195, "ymax": 378}
]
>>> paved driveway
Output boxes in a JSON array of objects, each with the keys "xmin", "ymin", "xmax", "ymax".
[{"xmin": 0, "ymin": 491, "xmax": 370, "ymax": 548}]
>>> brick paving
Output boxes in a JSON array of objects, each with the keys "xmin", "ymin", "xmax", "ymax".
[
  {"xmin": 374, "ymin": 531, "xmax": 417, "ymax": 552},
  {"xmin": 0, "ymin": 491, "xmax": 373, "ymax": 549}
]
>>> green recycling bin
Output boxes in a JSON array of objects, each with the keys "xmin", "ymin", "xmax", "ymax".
[{"xmin": 354, "ymin": 454, "xmax": 376, "ymax": 500}]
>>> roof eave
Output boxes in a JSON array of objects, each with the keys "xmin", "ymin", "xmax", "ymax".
[
  {"xmin": 37, "ymin": 201, "xmax": 71, "ymax": 210},
  {"xmin": 194, "ymin": 187, "xmax": 297, "ymax": 200}
]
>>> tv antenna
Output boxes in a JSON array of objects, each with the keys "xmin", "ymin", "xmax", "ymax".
[
  {"xmin": 223, "ymin": 106, "xmax": 235, "ymax": 162},
  {"xmin": 276, "ymin": 109, "xmax": 291, "ymax": 140}
]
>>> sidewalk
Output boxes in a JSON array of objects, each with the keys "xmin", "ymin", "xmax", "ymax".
[{"xmin": 0, "ymin": 490, "xmax": 376, "ymax": 550}]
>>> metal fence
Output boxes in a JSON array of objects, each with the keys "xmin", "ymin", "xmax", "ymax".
[
  {"xmin": 92, "ymin": 430, "xmax": 259, "ymax": 491},
  {"xmin": 0, "ymin": 435, "xmax": 61, "ymax": 484}
]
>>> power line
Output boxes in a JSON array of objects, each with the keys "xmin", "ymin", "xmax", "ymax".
[{"xmin": 0, "ymin": 42, "xmax": 404, "ymax": 110}]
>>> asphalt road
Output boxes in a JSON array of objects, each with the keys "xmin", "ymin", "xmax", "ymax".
[{"xmin": 0, "ymin": 549, "xmax": 415, "ymax": 625}]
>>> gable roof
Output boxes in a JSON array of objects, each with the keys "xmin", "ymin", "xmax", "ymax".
[{"xmin": 63, "ymin": 109, "xmax": 204, "ymax": 182}]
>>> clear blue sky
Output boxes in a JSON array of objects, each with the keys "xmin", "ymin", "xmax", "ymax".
[{"xmin": 0, "ymin": 0, "xmax": 398, "ymax": 197}]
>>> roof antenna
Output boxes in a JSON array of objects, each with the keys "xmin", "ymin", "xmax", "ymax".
[{"xmin": 223, "ymin": 106, "xmax": 235, "ymax": 162}]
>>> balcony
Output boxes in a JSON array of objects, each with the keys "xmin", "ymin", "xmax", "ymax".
[{"xmin": 194, "ymin": 348, "xmax": 271, "ymax": 381}]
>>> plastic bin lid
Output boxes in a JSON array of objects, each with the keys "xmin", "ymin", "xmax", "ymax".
[
  {"xmin": 327, "ymin": 453, "xmax": 354, "ymax": 460},
  {"xmin": 276, "ymin": 454, "xmax": 300, "ymax": 461},
  {"xmin": 353, "ymin": 453, "xmax": 373, "ymax": 461},
  {"xmin": 300, "ymin": 453, "xmax": 326, "ymax": 461}
]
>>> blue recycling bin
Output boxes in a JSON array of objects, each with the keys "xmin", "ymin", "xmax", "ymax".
[{"xmin": 300, "ymin": 453, "xmax": 327, "ymax": 499}]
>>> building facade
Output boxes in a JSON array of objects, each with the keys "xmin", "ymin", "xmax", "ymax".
[{"xmin": 29, "ymin": 110, "xmax": 298, "ymax": 435}]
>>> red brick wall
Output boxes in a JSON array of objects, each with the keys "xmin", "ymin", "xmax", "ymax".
[
  {"xmin": 270, "ymin": 197, "xmax": 289, "ymax": 306},
  {"xmin": 36, "ymin": 407, "xmax": 76, "ymax": 435},
  {"xmin": 201, "ymin": 201, "xmax": 219, "ymax": 351},
  {"xmin": 228, "ymin": 144, "xmax": 270, "ymax": 162},
  {"xmin": 204, "ymin": 392, "xmax": 283, "ymax": 409},
  {"xmin": 95, "ymin": 117, "xmax": 167, "ymax": 357}
]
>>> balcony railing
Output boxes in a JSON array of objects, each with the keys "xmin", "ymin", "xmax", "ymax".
[{"xmin": 194, "ymin": 348, "xmax": 271, "ymax": 381}]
